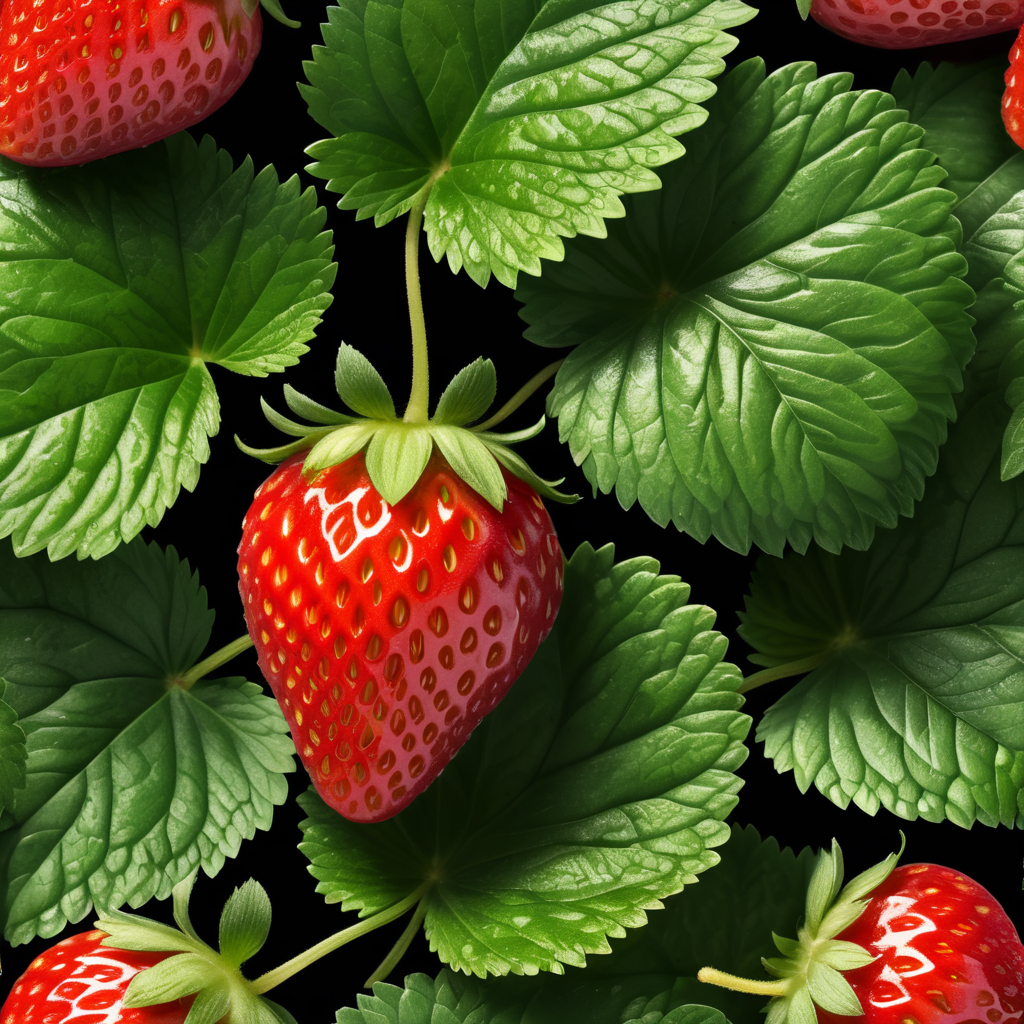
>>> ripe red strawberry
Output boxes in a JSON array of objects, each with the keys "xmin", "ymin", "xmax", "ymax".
[
  {"xmin": 238, "ymin": 450, "xmax": 563, "ymax": 824},
  {"xmin": 1004, "ymin": 27, "xmax": 1024, "ymax": 147},
  {"xmin": 0, "ymin": 929, "xmax": 193, "ymax": 1023},
  {"xmin": 819, "ymin": 864, "xmax": 1024, "ymax": 1024},
  {"xmin": 699, "ymin": 843, "xmax": 1024, "ymax": 1024},
  {"xmin": 798, "ymin": 0, "xmax": 1024, "ymax": 49},
  {"xmin": 0, "ymin": 0, "xmax": 270, "ymax": 167}
]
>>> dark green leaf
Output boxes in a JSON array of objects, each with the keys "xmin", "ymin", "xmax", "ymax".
[
  {"xmin": 0, "ymin": 135, "xmax": 335, "ymax": 559},
  {"xmin": 219, "ymin": 879, "xmax": 273, "ymax": 968},
  {"xmin": 740, "ymin": 395, "xmax": 1024, "ymax": 828},
  {"xmin": 890, "ymin": 58, "xmax": 1020, "ymax": 204},
  {"xmin": 302, "ymin": 0, "xmax": 755, "ymax": 287},
  {"xmin": 300, "ymin": 543, "xmax": 748, "ymax": 977},
  {"xmin": 518, "ymin": 59, "xmax": 974, "ymax": 555},
  {"xmin": 0, "ymin": 540, "xmax": 295, "ymax": 945},
  {"xmin": 433, "ymin": 360, "xmax": 497, "ymax": 426},
  {"xmin": 0, "ymin": 683, "xmax": 26, "ymax": 818},
  {"xmin": 334, "ymin": 826, "xmax": 812, "ymax": 1024}
]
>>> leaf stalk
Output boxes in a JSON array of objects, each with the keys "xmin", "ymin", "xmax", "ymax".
[
  {"xmin": 248, "ymin": 884, "xmax": 431, "ymax": 995},
  {"xmin": 363, "ymin": 893, "xmax": 429, "ymax": 988},
  {"xmin": 739, "ymin": 652, "xmax": 829, "ymax": 694},
  {"xmin": 472, "ymin": 358, "xmax": 565, "ymax": 432},
  {"xmin": 177, "ymin": 634, "xmax": 255, "ymax": 689}
]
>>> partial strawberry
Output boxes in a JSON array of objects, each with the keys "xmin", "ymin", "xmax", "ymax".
[
  {"xmin": 0, "ymin": 0, "xmax": 296, "ymax": 168},
  {"xmin": 0, "ymin": 874, "xmax": 298, "ymax": 1024},
  {"xmin": 699, "ymin": 840, "xmax": 1024, "ymax": 1024},
  {"xmin": 1004, "ymin": 26, "xmax": 1024, "ymax": 147},
  {"xmin": 236, "ymin": 345, "xmax": 572, "ymax": 824},
  {"xmin": 0, "ymin": 930, "xmax": 195, "ymax": 1023},
  {"xmin": 795, "ymin": 0, "xmax": 1024, "ymax": 49}
]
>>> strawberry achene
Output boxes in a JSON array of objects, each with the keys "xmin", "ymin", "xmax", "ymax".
[
  {"xmin": 237, "ymin": 452, "xmax": 563, "ymax": 824},
  {"xmin": 0, "ymin": 0, "xmax": 261, "ymax": 167},
  {"xmin": 807, "ymin": 0, "xmax": 1024, "ymax": 48}
]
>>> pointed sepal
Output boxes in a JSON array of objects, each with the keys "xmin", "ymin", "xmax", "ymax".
[
  {"xmin": 219, "ymin": 880, "xmax": 273, "ymax": 969},
  {"xmin": 434, "ymin": 359, "xmax": 497, "ymax": 426},
  {"xmin": 335, "ymin": 343, "xmax": 396, "ymax": 420}
]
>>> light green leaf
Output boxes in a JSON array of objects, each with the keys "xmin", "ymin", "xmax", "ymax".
[
  {"xmin": 260, "ymin": 0, "xmax": 300, "ymax": 27},
  {"xmin": 219, "ymin": 880, "xmax": 273, "ymax": 968},
  {"xmin": 335, "ymin": 343, "xmax": 397, "ymax": 419},
  {"xmin": 364, "ymin": 426, "xmax": 434, "ymax": 505},
  {"xmin": 806, "ymin": 962, "xmax": 861, "ymax": 1017},
  {"xmin": 184, "ymin": 988, "xmax": 233, "ymax": 1024},
  {"xmin": 517, "ymin": 59, "xmax": 974, "ymax": 555},
  {"xmin": 891, "ymin": 58, "xmax": 1020, "ymax": 205},
  {"xmin": 740, "ymin": 395, "xmax": 1024, "ymax": 828},
  {"xmin": 302, "ymin": 0, "xmax": 755, "ymax": 287},
  {"xmin": 0, "ymin": 682, "xmax": 26, "ymax": 817},
  {"xmin": 0, "ymin": 539, "xmax": 295, "ymax": 945},
  {"xmin": 304, "ymin": 422, "xmax": 380, "ymax": 475},
  {"xmin": 0, "ymin": 134, "xmax": 336, "ymax": 560},
  {"xmin": 300, "ymin": 543, "xmax": 748, "ymax": 978},
  {"xmin": 123, "ymin": 953, "xmax": 219, "ymax": 1005},
  {"xmin": 429, "ymin": 425, "xmax": 507, "ymax": 508},
  {"xmin": 433, "ymin": 360, "xmax": 497, "ymax": 426},
  {"xmin": 803, "ymin": 842, "xmax": 842, "ymax": 937},
  {"xmin": 334, "ymin": 826, "xmax": 812, "ymax": 1024},
  {"xmin": 815, "ymin": 940, "xmax": 876, "ymax": 973}
]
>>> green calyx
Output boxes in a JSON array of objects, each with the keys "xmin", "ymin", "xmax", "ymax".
[
  {"xmin": 238, "ymin": 0, "xmax": 300, "ymax": 28},
  {"xmin": 236, "ymin": 343, "xmax": 576, "ymax": 510},
  {"xmin": 97, "ymin": 874, "xmax": 296, "ymax": 1024},
  {"xmin": 794, "ymin": 0, "xmax": 813, "ymax": 17},
  {"xmin": 698, "ymin": 836, "xmax": 905, "ymax": 1024}
]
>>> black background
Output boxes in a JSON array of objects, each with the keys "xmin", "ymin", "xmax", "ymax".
[{"xmin": 3, "ymin": 3, "xmax": 1024, "ymax": 1020}]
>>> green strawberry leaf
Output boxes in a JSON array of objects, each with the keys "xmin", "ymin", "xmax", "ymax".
[
  {"xmin": 302, "ymin": 0, "xmax": 755, "ymax": 287},
  {"xmin": 339, "ymin": 971, "xmax": 732, "ymax": 1024},
  {"xmin": 0, "ymin": 539, "xmax": 295, "ymax": 945},
  {"xmin": 0, "ymin": 133, "xmax": 336, "ymax": 560},
  {"xmin": 891, "ymin": 58, "xmax": 1020, "ymax": 204},
  {"xmin": 892, "ymin": 59, "xmax": 1024, "ymax": 481},
  {"xmin": 517, "ymin": 59, "xmax": 974, "ymax": 556},
  {"xmin": 739, "ymin": 394, "xmax": 1024, "ymax": 828},
  {"xmin": 300, "ymin": 543, "xmax": 749, "ymax": 977},
  {"xmin": 334, "ymin": 826, "xmax": 812, "ymax": 1024},
  {"xmin": 218, "ymin": 880, "xmax": 273, "ymax": 969},
  {"xmin": 0, "ymin": 682, "xmax": 27, "ymax": 818},
  {"xmin": 335, "ymin": 342, "xmax": 396, "ymax": 420}
]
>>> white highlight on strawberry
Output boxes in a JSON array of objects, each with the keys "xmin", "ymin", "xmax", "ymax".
[
  {"xmin": 46, "ymin": 953, "xmax": 138, "ymax": 1024},
  {"xmin": 867, "ymin": 894, "xmax": 937, "ymax": 1008},
  {"xmin": 305, "ymin": 484, "xmax": 392, "ymax": 562}
]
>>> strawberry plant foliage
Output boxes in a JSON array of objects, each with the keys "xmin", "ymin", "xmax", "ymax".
[
  {"xmin": 517, "ymin": 59, "xmax": 976, "ymax": 556},
  {"xmin": 740, "ymin": 395, "xmax": 1024, "ymax": 829},
  {"xmin": 301, "ymin": 0, "xmax": 755, "ymax": 287},
  {"xmin": 298, "ymin": 543, "xmax": 749, "ymax": 977},
  {"xmin": 334, "ymin": 826, "xmax": 813, "ymax": 1024},
  {"xmin": 0, "ymin": 132, "xmax": 336, "ymax": 561},
  {"xmin": 0, "ymin": 538, "xmax": 295, "ymax": 946},
  {"xmin": 0, "ymin": 683, "xmax": 26, "ymax": 816}
]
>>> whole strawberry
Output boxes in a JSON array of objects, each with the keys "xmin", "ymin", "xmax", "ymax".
[
  {"xmin": 236, "ymin": 345, "xmax": 570, "ymax": 823},
  {"xmin": 0, "ymin": 0, "xmax": 293, "ymax": 167},
  {"xmin": 795, "ymin": 0, "xmax": 1024, "ymax": 48},
  {"xmin": 0, "ymin": 929, "xmax": 193, "ymax": 1023},
  {"xmin": 699, "ymin": 841, "xmax": 1024, "ymax": 1024}
]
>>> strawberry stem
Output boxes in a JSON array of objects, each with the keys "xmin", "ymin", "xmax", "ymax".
[
  {"xmin": 403, "ymin": 199, "xmax": 430, "ymax": 425},
  {"xmin": 248, "ymin": 884, "xmax": 432, "ymax": 995},
  {"xmin": 363, "ymin": 892, "xmax": 429, "ymax": 988},
  {"xmin": 739, "ymin": 652, "xmax": 828, "ymax": 694},
  {"xmin": 176, "ymin": 634, "xmax": 255, "ymax": 689},
  {"xmin": 472, "ymin": 358, "xmax": 566, "ymax": 432},
  {"xmin": 697, "ymin": 967, "xmax": 790, "ymax": 997}
]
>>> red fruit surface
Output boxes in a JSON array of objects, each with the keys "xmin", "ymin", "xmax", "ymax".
[
  {"xmin": 0, "ymin": 0, "xmax": 261, "ymax": 167},
  {"xmin": 818, "ymin": 864, "xmax": 1024, "ymax": 1024},
  {"xmin": 0, "ymin": 929, "xmax": 192, "ymax": 1023},
  {"xmin": 808, "ymin": 0, "xmax": 1024, "ymax": 49},
  {"xmin": 1004, "ymin": 26, "xmax": 1024, "ymax": 148},
  {"xmin": 237, "ymin": 452, "xmax": 564, "ymax": 824}
]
